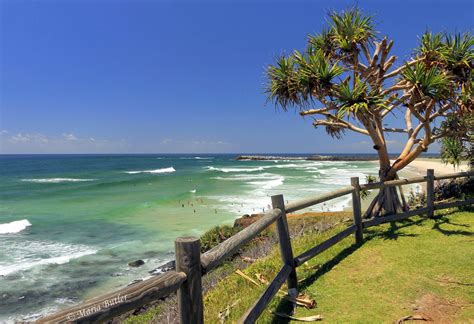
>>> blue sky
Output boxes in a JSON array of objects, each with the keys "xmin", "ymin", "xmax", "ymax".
[{"xmin": 1, "ymin": 0, "xmax": 472, "ymax": 154}]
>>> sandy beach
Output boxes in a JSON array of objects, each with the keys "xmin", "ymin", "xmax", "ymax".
[{"xmin": 407, "ymin": 158, "xmax": 470, "ymax": 176}]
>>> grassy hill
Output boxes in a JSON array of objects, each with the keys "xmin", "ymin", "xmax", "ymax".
[{"xmin": 203, "ymin": 208, "xmax": 474, "ymax": 323}]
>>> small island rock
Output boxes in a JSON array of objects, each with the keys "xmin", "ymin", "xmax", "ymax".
[{"xmin": 128, "ymin": 259, "xmax": 145, "ymax": 267}]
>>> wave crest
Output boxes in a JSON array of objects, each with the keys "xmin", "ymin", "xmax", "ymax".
[
  {"xmin": 125, "ymin": 167, "xmax": 176, "ymax": 174},
  {"xmin": 21, "ymin": 178, "xmax": 95, "ymax": 183},
  {"xmin": 206, "ymin": 166, "xmax": 265, "ymax": 173},
  {"xmin": 0, "ymin": 219, "xmax": 32, "ymax": 234},
  {"xmin": 0, "ymin": 240, "xmax": 97, "ymax": 276}
]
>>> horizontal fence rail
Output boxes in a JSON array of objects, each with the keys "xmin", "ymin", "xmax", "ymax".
[
  {"xmin": 286, "ymin": 186, "xmax": 354, "ymax": 213},
  {"xmin": 201, "ymin": 208, "xmax": 282, "ymax": 273},
  {"xmin": 434, "ymin": 171, "xmax": 472, "ymax": 181},
  {"xmin": 360, "ymin": 176, "xmax": 427, "ymax": 190},
  {"xmin": 294, "ymin": 224, "xmax": 357, "ymax": 267},
  {"xmin": 39, "ymin": 169, "xmax": 473, "ymax": 323},
  {"xmin": 38, "ymin": 271, "xmax": 186, "ymax": 323}
]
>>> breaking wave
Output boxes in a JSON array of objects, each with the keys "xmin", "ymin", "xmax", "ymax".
[
  {"xmin": 21, "ymin": 178, "xmax": 95, "ymax": 183},
  {"xmin": 205, "ymin": 166, "xmax": 265, "ymax": 173},
  {"xmin": 0, "ymin": 240, "xmax": 97, "ymax": 276},
  {"xmin": 125, "ymin": 167, "xmax": 176, "ymax": 174},
  {"xmin": 0, "ymin": 219, "xmax": 32, "ymax": 234}
]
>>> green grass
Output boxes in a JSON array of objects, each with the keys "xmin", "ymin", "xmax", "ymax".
[{"xmin": 204, "ymin": 209, "xmax": 474, "ymax": 323}]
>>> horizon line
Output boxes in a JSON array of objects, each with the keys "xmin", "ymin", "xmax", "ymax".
[{"xmin": 0, "ymin": 152, "xmax": 441, "ymax": 156}]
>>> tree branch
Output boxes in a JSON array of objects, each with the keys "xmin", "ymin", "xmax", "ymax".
[
  {"xmin": 380, "ymin": 93, "xmax": 411, "ymax": 117},
  {"xmin": 312, "ymin": 119, "xmax": 369, "ymax": 136},
  {"xmin": 383, "ymin": 58, "xmax": 421, "ymax": 79},
  {"xmin": 382, "ymin": 127, "xmax": 408, "ymax": 133},
  {"xmin": 300, "ymin": 107, "xmax": 333, "ymax": 116}
]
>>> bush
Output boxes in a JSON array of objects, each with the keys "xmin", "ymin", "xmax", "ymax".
[
  {"xmin": 200, "ymin": 225, "xmax": 242, "ymax": 253},
  {"xmin": 434, "ymin": 178, "xmax": 473, "ymax": 201},
  {"xmin": 361, "ymin": 174, "xmax": 377, "ymax": 200},
  {"xmin": 407, "ymin": 188, "xmax": 426, "ymax": 208}
]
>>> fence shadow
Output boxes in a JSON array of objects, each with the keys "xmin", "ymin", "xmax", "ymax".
[
  {"xmin": 270, "ymin": 242, "xmax": 361, "ymax": 324},
  {"xmin": 269, "ymin": 214, "xmax": 433, "ymax": 323},
  {"xmin": 432, "ymin": 216, "xmax": 473, "ymax": 236},
  {"xmin": 364, "ymin": 217, "xmax": 425, "ymax": 241}
]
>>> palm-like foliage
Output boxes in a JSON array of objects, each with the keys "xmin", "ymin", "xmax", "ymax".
[
  {"xmin": 444, "ymin": 33, "xmax": 474, "ymax": 82},
  {"xmin": 295, "ymin": 50, "xmax": 344, "ymax": 95},
  {"xmin": 266, "ymin": 55, "xmax": 301, "ymax": 108},
  {"xmin": 458, "ymin": 80, "xmax": 474, "ymax": 113},
  {"xmin": 417, "ymin": 32, "xmax": 448, "ymax": 65},
  {"xmin": 265, "ymin": 8, "xmax": 472, "ymax": 217},
  {"xmin": 401, "ymin": 62, "xmax": 452, "ymax": 99},
  {"xmin": 335, "ymin": 76, "xmax": 386, "ymax": 118},
  {"xmin": 328, "ymin": 9, "xmax": 375, "ymax": 52},
  {"xmin": 324, "ymin": 116, "xmax": 346, "ymax": 139},
  {"xmin": 308, "ymin": 28, "xmax": 336, "ymax": 58},
  {"xmin": 267, "ymin": 50, "xmax": 343, "ymax": 108},
  {"xmin": 441, "ymin": 137, "xmax": 464, "ymax": 170},
  {"xmin": 416, "ymin": 32, "xmax": 473, "ymax": 84}
]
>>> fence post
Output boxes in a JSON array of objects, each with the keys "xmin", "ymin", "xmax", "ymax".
[
  {"xmin": 427, "ymin": 169, "xmax": 435, "ymax": 218},
  {"xmin": 271, "ymin": 194, "xmax": 298, "ymax": 297},
  {"xmin": 175, "ymin": 237, "xmax": 203, "ymax": 324},
  {"xmin": 351, "ymin": 177, "xmax": 363, "ymax": 244}
]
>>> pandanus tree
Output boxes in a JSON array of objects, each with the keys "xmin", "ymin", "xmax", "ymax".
[
  {"xmin": 266, "ymin": 9, "xmax": 473, "ymax": 217},
  {"xmin": 439, "ymin": 114, "xmax": 473, "ymax": 170}
]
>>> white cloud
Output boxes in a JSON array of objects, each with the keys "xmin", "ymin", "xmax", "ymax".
[
  {"xmin": 62, "ymin": 133, "xmax": 78, "ymax": 141},
  {"xmin": 7, "ymin": 133, "xmax": 49, "ymax": 144},
  {"xmin": 0, "ymin": 131, "xmax": 128, "ymax": 154}
]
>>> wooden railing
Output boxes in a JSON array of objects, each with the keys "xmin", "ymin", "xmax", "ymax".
[{"xmin": 38, "ymin": 169, "xmax": 473, "ymax": 323}]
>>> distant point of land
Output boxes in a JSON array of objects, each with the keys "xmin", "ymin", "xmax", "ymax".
[{"xmin": 236, "ymin": 155, "xmax": 379, "ymax": 161}]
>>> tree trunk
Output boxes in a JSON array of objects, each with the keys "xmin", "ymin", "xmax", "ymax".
[{"xmin": 363, "ymin": 171, "xmax": 408, "ymax": 218}]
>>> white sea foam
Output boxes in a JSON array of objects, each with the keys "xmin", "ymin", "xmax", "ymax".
[
  {"xmin": 21, "ymin": 178, "xmax": 95, "ymax": 183},
  {"xmin": 0, "ymin": 240, "xmax": 97, "ymax": 276},
  {"xmin": 210, "ymin": 173, "xmax": 285, "ymax": 214},
  {"xmin": 0, "ymin": 219, "xmax": 32, "ymax": 234},
  {"xmin": 247, "ymin": 177, "xmax": 284, "ymax": 190},
  {"xmin": 190, "ymin": 189, "xmax": 196, "ymax": 193},
  {"xmin": 125, "ymin": 167, "xmax": 176, "ymax": 174},
  {"xmin": 212, "ymin": 173, "xmax": 279, "ymax": 181},
  {"xmin": 206, "ymin": 166, "xmax": 265, "ymax": 173}
]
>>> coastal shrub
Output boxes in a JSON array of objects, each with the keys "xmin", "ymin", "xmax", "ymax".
[
  {"xmin": 199, "ymin": 225, "xmax": 242, "ymax": 253},
  {"xmin": 434, "ymin": 178, "xmax": 473, "ymax": 201},
  {"xmin": 360, "ymin": 174, "xmax": 377, "ymax": 200},
  {"xmin": 407, "ymin": 189, "xmax": 426, "ymax": 208}
]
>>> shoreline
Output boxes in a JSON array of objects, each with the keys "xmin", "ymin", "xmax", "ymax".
[{"xmin": 406, "ymin": 158, "xmax": 469, "ymax": 176}]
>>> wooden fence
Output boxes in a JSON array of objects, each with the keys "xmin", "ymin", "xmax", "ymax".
[{"xmin": 39, "ymin": 169, "xmax": 473, "ymax": 323}]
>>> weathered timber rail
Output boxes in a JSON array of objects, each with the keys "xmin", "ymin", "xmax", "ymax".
[{"xmin": 39, "ymin": 169, "xmax": 473, "ymax": 323}]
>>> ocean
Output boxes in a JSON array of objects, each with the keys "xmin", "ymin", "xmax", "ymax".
[{"xmin": 0, "ymin": 154, "xmax": 405, "ymax": 321}]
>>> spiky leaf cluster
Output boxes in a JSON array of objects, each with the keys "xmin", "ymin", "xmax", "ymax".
[
  {"xmin": 403, "ymin": 32, "xmax": 474, "ymax": 108},
  {"xmin": 266, "ymin": 9, "xmax": 378, "ymax": 119},
  {"xmin": 401, "ymin": 63, "xmax": 451, "ymax": 99},
  {"xmin": 335, "ymin": 76, "xmax": 387, "ymax": 118}
]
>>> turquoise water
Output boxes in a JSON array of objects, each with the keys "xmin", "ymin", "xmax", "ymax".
[{"xmin": 0, "ymin": 154, "xmax": 381, "ymax": 321}]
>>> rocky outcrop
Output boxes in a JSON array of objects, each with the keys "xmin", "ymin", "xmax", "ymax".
[
  {"xmin": 149, "ymin": 260, "xmax": 175, "ymax": 275},
  {"xmin": 128, "ymin": 260, "xmax": 145, "ymax": 267},
  {"xmin": 233, "ymin": 214, "xmax": 264, "ymax": 228},
  {"xmin": 235, "ymin": 155, "xmax": 381, "ymax": 161}
]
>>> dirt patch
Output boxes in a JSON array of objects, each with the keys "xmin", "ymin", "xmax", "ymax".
[{"xmin": 401, "ymin": 293, "xmax": 464, "ymax": 323}]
